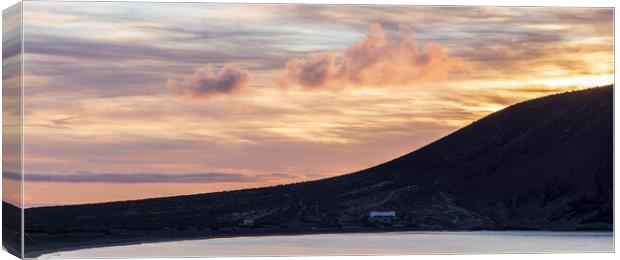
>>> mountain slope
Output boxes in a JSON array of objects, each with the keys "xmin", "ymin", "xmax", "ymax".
[{"xmin": 25, "ymin": 86, "xmax": 613, "ymax": 253}]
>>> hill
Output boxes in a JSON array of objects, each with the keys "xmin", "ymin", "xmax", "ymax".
[{"xmin": 24, "ymin": 85, "xmax": 613, "ymax": 255}]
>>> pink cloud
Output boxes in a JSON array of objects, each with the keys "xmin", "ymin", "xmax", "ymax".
[
  {"xmin": 282, "ymin": 23, "xmax": 470, "ymax": 90},
  {"xmin": 171, "ymin": 64, "xmax": 253, "ymax": 98},
  {"xmin": 281, "ymin": 52, "xmax": 336, "ymax": 88}
]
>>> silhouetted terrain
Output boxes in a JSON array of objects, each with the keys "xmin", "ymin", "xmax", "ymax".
[
  {"xmin": 24, "ymin": 86, "xmax": 613, "ymax": 256},
  {"xmin": 2, "ymin": 202, "xmax": 22, "ymax": 257}
]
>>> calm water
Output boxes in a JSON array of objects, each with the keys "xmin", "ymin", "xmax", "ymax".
[{"xmin": 40, "ymin": 231, "xmax": 613, "ymax": 258}]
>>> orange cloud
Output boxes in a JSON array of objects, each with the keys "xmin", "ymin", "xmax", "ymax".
[
  {"xmin": 282, "ymin": 23, "xmax": 470, "ymax": 90},
  {"xmin": 170, "ymin": 64, "xmax": 253, "ymax": 98}
]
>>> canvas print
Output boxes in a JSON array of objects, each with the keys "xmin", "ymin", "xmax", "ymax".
[{"xmin": 1, "ymin": 1, "xmax": 614, "ymax": 258}]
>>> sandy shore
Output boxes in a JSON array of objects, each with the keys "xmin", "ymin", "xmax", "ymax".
[{"xmin": 26, "ymin": 227, "xmax": 614, "ymax": 258}]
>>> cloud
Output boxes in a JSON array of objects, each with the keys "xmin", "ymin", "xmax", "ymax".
[
  {"xmin": 281, "ymin": 52, "xmax": 336, "ymax": 88},
  {"xmin": 281, "ymin": 23, "xmax": 470, "ymax": 90},
  {"xmin": 6, "ymin": 171, "xmax": 294, "ymax": 184},
  {"xmin": 170, "ymin": 64, "xmax": 253, "ymax": 98}
]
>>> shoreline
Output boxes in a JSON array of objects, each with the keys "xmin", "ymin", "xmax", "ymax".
[{"xmin": 26, "ymin": 228, "xmax": 613, "ymax": 258}]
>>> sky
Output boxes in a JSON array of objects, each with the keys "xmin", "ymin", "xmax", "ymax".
[{"xmin": 4, "ymin": 2, "xmax": 613, "ymax": 207}]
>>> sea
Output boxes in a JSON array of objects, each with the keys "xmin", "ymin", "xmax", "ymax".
[{"xmin": 39, "ymin": 231, "xmax": 613, "ymax": 258}]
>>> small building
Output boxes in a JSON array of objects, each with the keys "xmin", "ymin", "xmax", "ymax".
[
  {"xmin": 242, "ymin": 218, "xmax": 255, "ymax": 226},
  {"xmin": 369, "ymin": 211, "xmax": 396, "ymax": 218}
]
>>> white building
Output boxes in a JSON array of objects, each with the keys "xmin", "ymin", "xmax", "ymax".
[
  {"xmin": 242, "ymin": 218, "xmax": 255, "ymax": 226},
  {"xmin": 369, "ymin": 211, "xmax": 396, "ymax": 218}
]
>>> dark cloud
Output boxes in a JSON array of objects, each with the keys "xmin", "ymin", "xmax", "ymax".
[
  {"xmin": 170, "ymin": 64, "xmax": 253, "ymax": 98},
  {"xmin": 2, "ymin": 3, "xmax": 22, "ymax": 60},
  {"xmin": 26, "ymin": 34, "xmax": 290, "ymax": 68},
  {"xmin": 5, "ymin": 171, "xmax": 292, "ymax": 184},
  {"xmin": 22, "ymin": 34, "xmax": 289, "ymax": 98}
]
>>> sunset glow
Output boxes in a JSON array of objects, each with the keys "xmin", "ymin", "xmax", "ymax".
[{"xmin": 10, "ymin": 3, "xmax": 613, "ymax": 207}]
